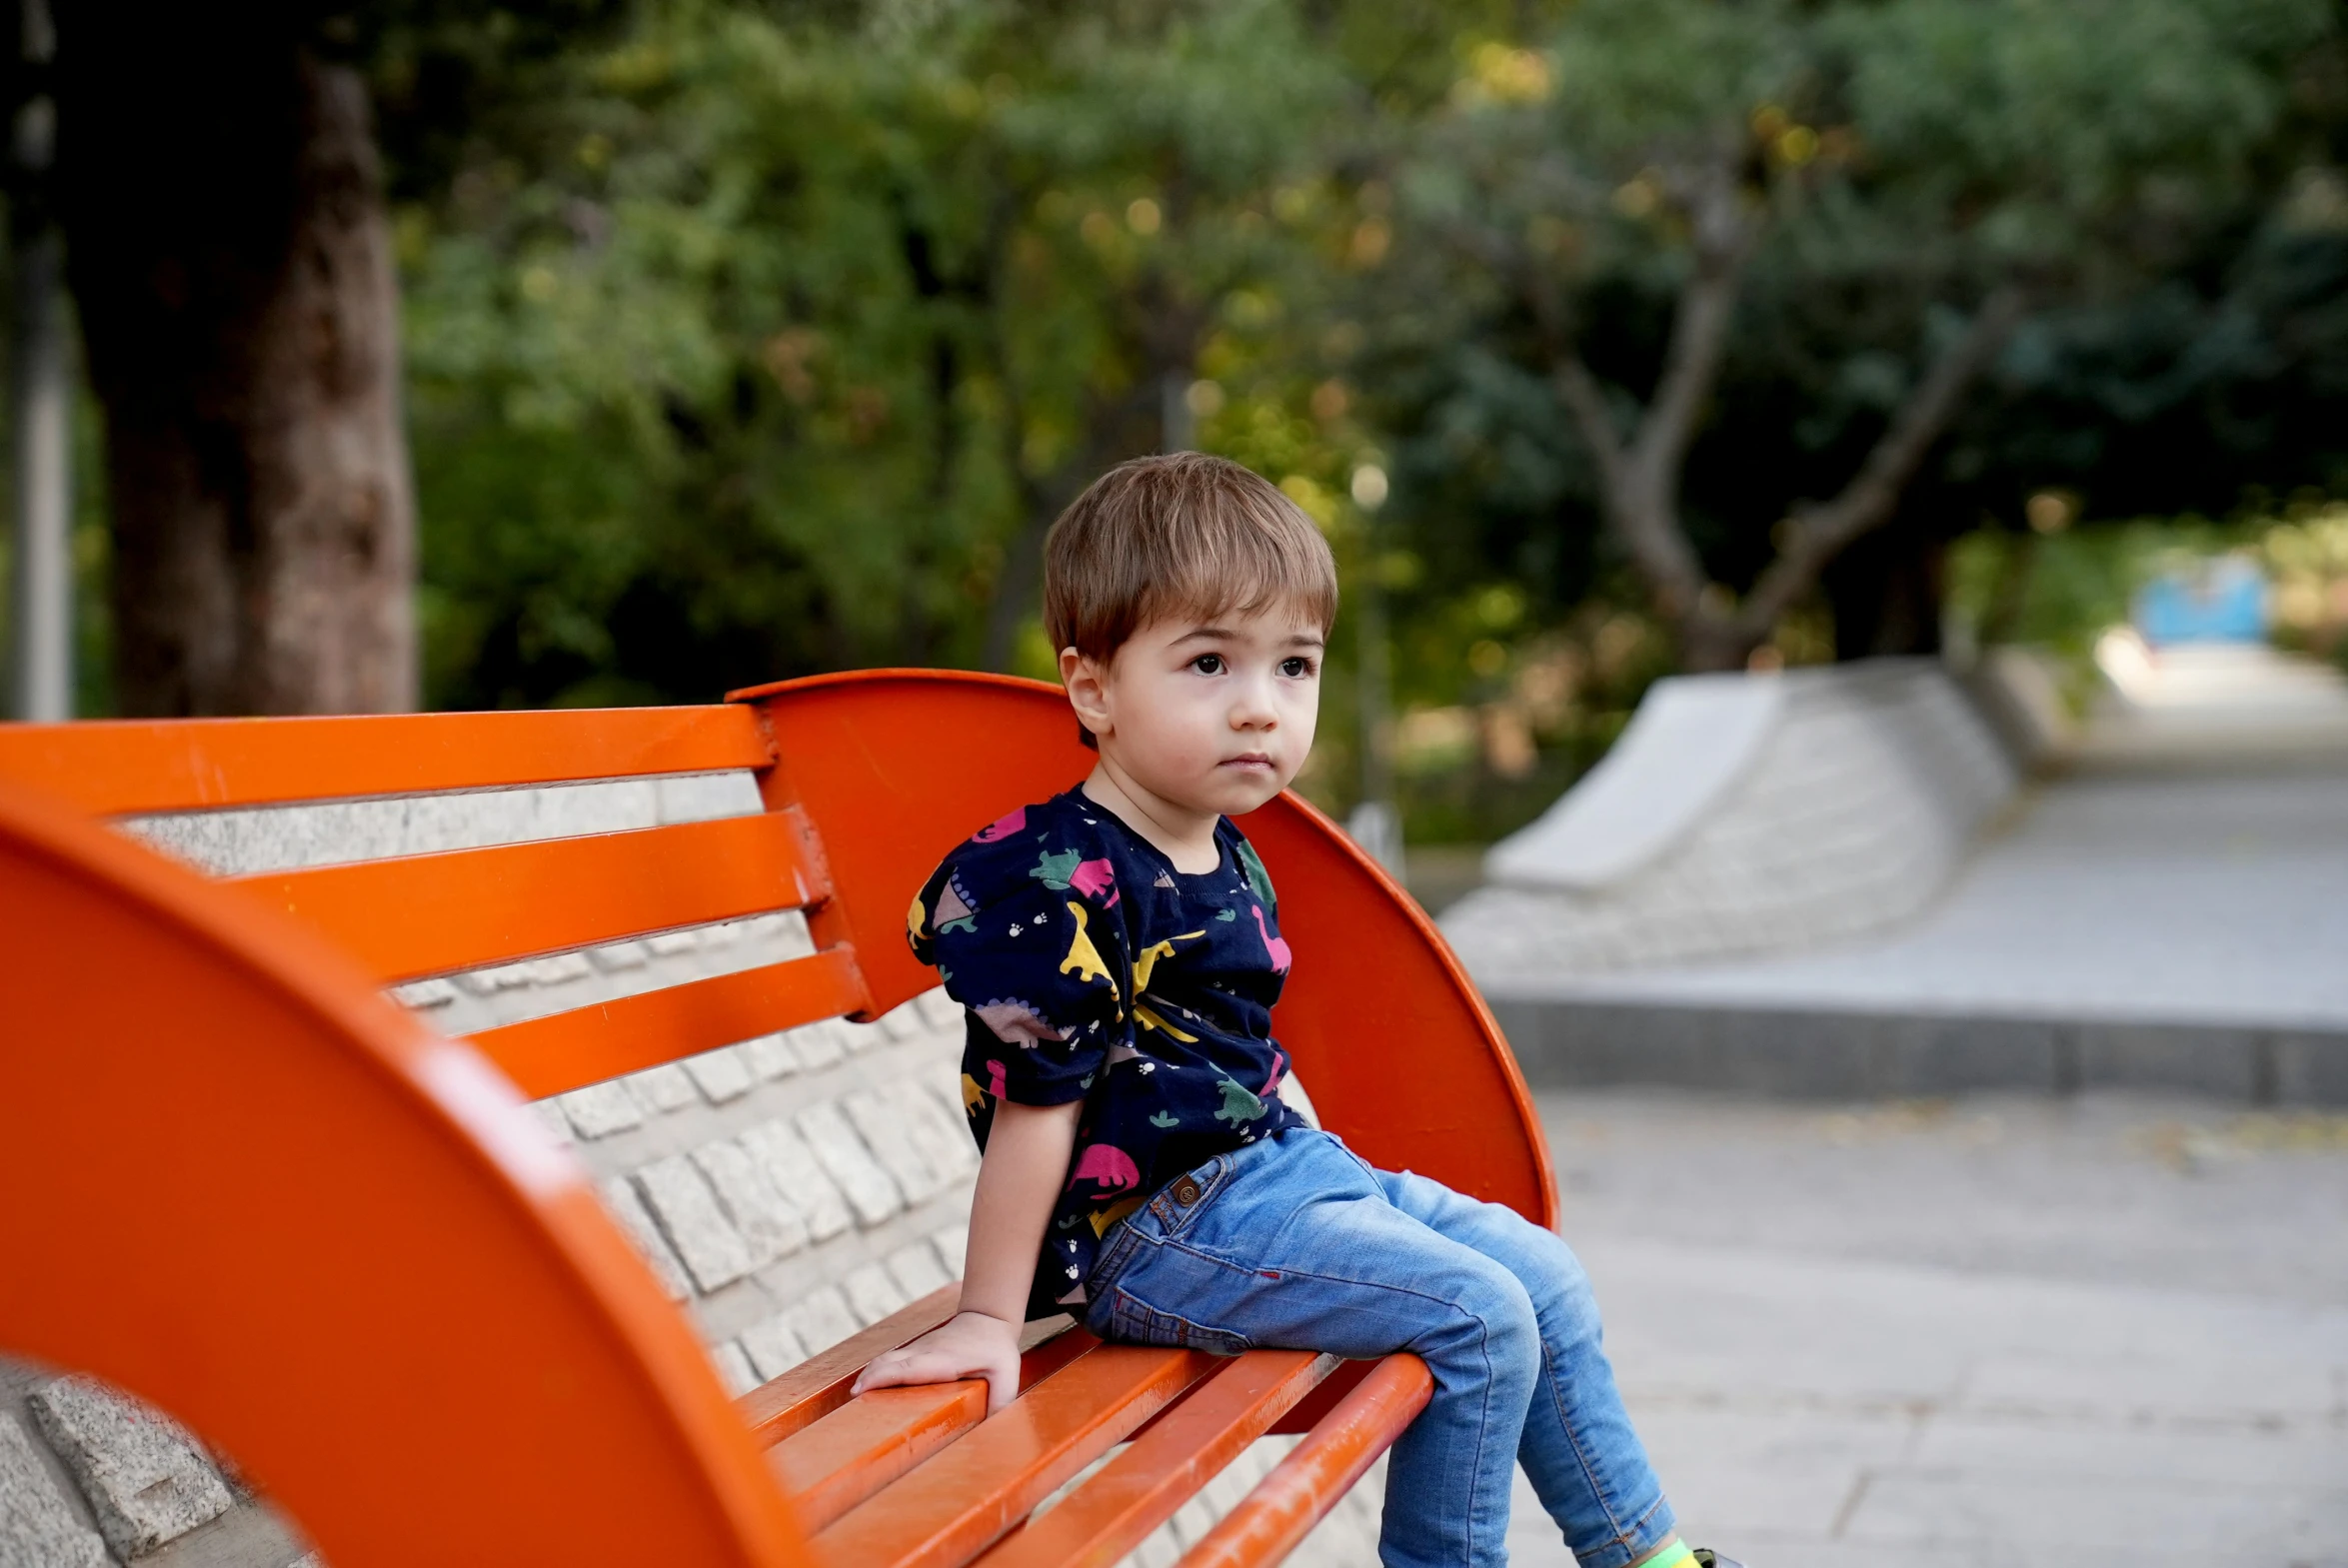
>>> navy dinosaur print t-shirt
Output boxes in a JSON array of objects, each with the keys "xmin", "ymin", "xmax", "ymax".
[{"xmin": 906, "ymin": 787, "xmax": 1302, "ymax": 1320}]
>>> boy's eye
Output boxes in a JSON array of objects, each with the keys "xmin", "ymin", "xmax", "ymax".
[
  {"xmin": 1279, "ymin": 656, "xmax": 1316, "ymax": 678},
  {"xmin": 1190, "ymin": 654, "xmax": 1225, "ymax": 676}
]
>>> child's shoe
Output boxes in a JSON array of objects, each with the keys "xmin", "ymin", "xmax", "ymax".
[{"xmin": 1692, "ymin": 1551, "xmax": 1745, "ymax": 1567}]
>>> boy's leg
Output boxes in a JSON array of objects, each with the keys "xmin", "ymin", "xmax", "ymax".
[
  {"xmin": 1372, "ymin": 1163, "xmax": 1677, "ymax": 1568},
  {"xmin": 1085, "ymin": 1129, "xmax": 1542, "ymax": 1568}
]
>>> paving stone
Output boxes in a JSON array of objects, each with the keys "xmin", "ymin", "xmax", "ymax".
[
  {"xmin": 647, "ymin": 930, "xmax": 701, "ymax": 957},
  {"xmin": 557, "ymin": 1080, "xmax": 643, "ymax": 1139},
  {"xmin": 688, "ymin": 1138, "xmax": 808, "ymax": 1267},
  {"xmin": 878, "ymin": 1003, "xmax": 925, "ymax": 1041},
  {"xmin": 931, "ymin": 1222, "xmax": 970, "ymax": 1279},
  {"xmin": 917, "ymin": 988, "xmax": 963, "ymax": 1031},
  {"xmin": 840, "ymin": 1020, "xmax": 885, "ymax": 1053},
  {"xmin": 520, "ymin": 953, "xmax": 591, "ymax": 986},
  {"xmin": 632, "ymin": 1156, "xmax": 757, "ymax": 1294},
  {"xmin": 682, "ymin": 1045, "xmax": 757, "ymax": 1104},
  {"xmin": 710, "ymin": 1342, "xmax": 760, "ymax": 1398},
  {"xmin": 842, "ymin": 1263, "xmax": 910, "ymax": 1326},
  {"xmin": 738, "ymin": 1314, "xmax": 808, "ymax": 1383},
  {"xmin": 390, "ymin": 977, "xmax": 457, "ymax": 1010},
  {"xmin": 0, "ymin": 1410, "xmax": 109, "ymax": 1568},
  {"xmin": 742, "ymin": 1032, "xmax": 800, "ymax": 1080},
  {"xmin": 789, "ymin": 1020, "xmax": 848, "ymax": 1069},
  {"xmin": 794, "ymin": 1101, "xmax": 904, "ymax": 1227},
  {"xmin": 885, "ymin": 1240, "xmax": 954, "ymax": 1302},
  {"xmin": 529, "ymin": 1102, "xmax": 574, "ymax": 1146},
  {"xmin": 28, "ymin": 1375, "xmax": 235, "ymax": 1558},
  {"xmin": 597, "ymin": 1176, "xmax": 693, "ymax": 1302},
  {"xmin": 628, "ymin": 1062, "xmax": 701, "ymax": 1114},
  {"xmin": 841, "ymin": 1089, "xmax": 943, "ymax": 1204},
  {"xmin": 738, "ymin": 1120, "xmax": 853, "ymax": 1242},
  {"xmin": 783, "ymin": 1287, "xmax": 862, "ymax": 1358},
  {"xmin": 590, "ymin": 938, "xmax": 650, "ymax": 971},
  {"xmin": 655, "ymin": 771, "xmax": 763, "ymax": 823},
  {"xmin": 898, "ymin": 1083, "xmax": 979, "ymax": 1183}
]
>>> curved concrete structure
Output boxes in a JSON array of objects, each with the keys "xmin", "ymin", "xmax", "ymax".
[
  {"xmin": 1446, "ymin": 660, "xmax": 2018, "ymax": 985},
  {"xmin": 1484, "ymin": 673, "xmax": 1785, "ymax": 891}
]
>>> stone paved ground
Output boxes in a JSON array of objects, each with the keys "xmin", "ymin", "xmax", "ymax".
[{"xmin": 1495, "ymin": 1089, "xmax": 2348, "ymax": 1567}]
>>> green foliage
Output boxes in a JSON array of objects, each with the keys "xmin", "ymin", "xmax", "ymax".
[{"xmin": 380, "ymin": 0, "xmax": 2348, "ymax": 838}]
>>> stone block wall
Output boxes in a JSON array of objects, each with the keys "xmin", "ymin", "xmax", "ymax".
[{"xmin": 2, "ymin": 769, "xmax": 1383, "ymax": 1565}]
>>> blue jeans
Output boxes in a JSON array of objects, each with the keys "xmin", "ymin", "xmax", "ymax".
[{"xmin": 1084, "ymin": 1127, "xmax": 1673, "ymax": 1568}]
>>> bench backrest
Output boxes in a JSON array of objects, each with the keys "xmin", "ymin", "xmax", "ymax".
[{"xmin": 0, "ymin": 670, "xmax": 1551, "ymax": 1566}]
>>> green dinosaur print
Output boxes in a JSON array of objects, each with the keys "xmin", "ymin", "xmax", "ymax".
[
  {"xmin": 1150, "ymin": 1110, "xmax": 1180, "ymax": 1128},
  {"xmin": 1235, "ymin": 841, "xmax": 1276, "ymax": 911},
  {"xmin": 1212, "ymin": 907, "xmax": 1236, "ymax": 922},
  {"xmin": 1029, "ymin": 847, "xmax": 1083, "ymax": 890},
  {"xmin": 1212, "ymin": 1077, "xmax": 1265, "ymax": 1125},
  {"xmin": 939, "ymin": 915, "xmax": 977, "ymax": 934}
]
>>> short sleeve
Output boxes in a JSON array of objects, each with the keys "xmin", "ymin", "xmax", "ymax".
[{"xmin": 913, "ymin": 845, "xmax": 1126, "ymax": 1106}]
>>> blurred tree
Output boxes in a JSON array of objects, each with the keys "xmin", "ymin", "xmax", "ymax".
[
  {"xmin": 52, "ymin": 3, "xmax": 418, "ymax": 714},
  {"xmin": 1379, "ymin": 0, "xmax": 2331, "ymax": 670},
  {"xmin": 42, "ymin": 0, "xmax": 621, "ymax": 716},
  {"xmin": 399, "ymin": 0, "xmax": 1349, "ymax": 707}
]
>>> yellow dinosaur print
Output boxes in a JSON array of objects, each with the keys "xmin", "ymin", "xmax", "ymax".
[
  {"xmin": 1090, "ymin": 1194, "xmax": 1147, "ymax": 1237},
  {"xmin": 1059, "ymin": 900, "xmax": 1119, "ymax": 997},
  {"xmin": 1132, "ymin": 929, "xmax": 1206, "ymax": 992},
  {"xmin": 1135, "ymin": 1002, "xmax": 1199, "ymax": 1042},
  {"xmin": 907, "ymin": 895, "xmax": 927, "ymax": 944},
  {"xmin": 961, "ymin": 1072, "xmax": 986, "ymax": 1115}
]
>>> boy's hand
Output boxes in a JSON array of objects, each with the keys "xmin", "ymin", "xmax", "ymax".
[{"xmin": 850, "ymin": 1309, "xmax": 1025, "ymax": 1414}]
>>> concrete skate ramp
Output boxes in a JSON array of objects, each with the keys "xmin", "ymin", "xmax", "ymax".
[
  {"xmin": 1448, "ymin": 660, "xmax": 2017, "ymax": 979},
  {"xmin": 1447, "ymin": 654, "xmax": 2348, "ymax": 1105}
]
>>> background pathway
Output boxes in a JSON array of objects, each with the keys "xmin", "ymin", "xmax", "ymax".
[{"xmin": 1503, "ymin": 1089, "xmax": 2348, "ymax": 1567}]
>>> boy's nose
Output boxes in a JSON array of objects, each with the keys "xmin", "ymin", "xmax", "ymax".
[{"xmin": 1229, "ymin": 681, "xmax": 1279, "ymax": 729}]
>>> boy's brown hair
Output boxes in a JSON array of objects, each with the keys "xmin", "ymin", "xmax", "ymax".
[{"xmin": 1044, "ymin": 452, "xmax": 1339, "ymax": 670}]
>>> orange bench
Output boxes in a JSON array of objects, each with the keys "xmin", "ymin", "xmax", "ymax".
[{"xmin": 0, "ymin": 671, "xmax": 1554, "ymax": 1567}]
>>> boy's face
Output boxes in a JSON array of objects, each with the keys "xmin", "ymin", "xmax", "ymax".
[{"xmin": 1062, "ymin": 604, "xmax": 1324, "ymax": 819}]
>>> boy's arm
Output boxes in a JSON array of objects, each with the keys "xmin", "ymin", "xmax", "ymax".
[{"xmin": 849, "ymin": 1097, "xmax": 1082, "ymax": 1414}]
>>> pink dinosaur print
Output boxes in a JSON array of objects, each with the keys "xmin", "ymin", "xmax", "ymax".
[
  {"xmin": 985, "ymin": 1058, "xmax": 1009, "ymax": 1100},
  {"xmin": 1262, "ymin": 1047, "xmax": 1287, "ymax": 1100},
  {"xmin": 1250, "ymin": 904, "xmax": 1291, "ymax": 974},
  {"xmin": 1067, "ymin": 1143, "xmax": 1142, "ymax": 1191},
  {"xmin": 1069, "ymin": 857, "xmax": 1120, "ymax": 906},
  {"xmin": 972, "ymin": 806, "xmax": 1028, "ymax": 842}
]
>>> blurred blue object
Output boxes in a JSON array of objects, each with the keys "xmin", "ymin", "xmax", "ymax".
[{"xmin": 2133, "ymin": 556, "xmax": 2268, "ymax": 646}]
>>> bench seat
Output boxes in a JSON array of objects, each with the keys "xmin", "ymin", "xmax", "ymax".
[{"xmin": 0, "ymin": 671, "xmax": 1547, "ymax": 1567}]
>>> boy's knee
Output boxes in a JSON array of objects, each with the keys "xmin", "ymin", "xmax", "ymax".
[{"xmin": 1446, "ymin": 1257, "xmax": 1541, "ymax": 1368}]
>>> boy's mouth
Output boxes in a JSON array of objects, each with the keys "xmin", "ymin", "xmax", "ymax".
[{"xmin": 1219, "ymin": 753, "xmax": 1275, "ymax": 774}]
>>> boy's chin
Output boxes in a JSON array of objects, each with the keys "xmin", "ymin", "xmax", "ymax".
[{"xmin": 1195, "ymin": 772, "xmax": 1289, "ymax": 816}]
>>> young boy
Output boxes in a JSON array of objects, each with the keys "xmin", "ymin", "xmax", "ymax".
[{"xmin": 857, "ymin": 453, "xmax": 1731, "ymax": 1568}]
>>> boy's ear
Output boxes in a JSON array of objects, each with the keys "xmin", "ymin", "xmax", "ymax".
[{"xmin": 1060, "ymin": 647, "xmax": 1114, "ymax": 743}]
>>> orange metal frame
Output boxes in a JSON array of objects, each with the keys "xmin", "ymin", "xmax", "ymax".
[{"xmin": 0, "ymin": 669, "xmax": 1553, "ymax": 1565}]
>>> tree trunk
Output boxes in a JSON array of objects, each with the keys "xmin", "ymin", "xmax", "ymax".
[{"xmin": 54, "ymin": 8, "xmax": 415, "ymax": 716}]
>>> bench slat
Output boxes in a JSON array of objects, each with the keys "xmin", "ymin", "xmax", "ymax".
[
  {"xmin": 739, "ymin": 1286, "xmax": 965, "ymax": 1446},
  {"xmin": 228, "ymin": 811, "xmax": 828, "ymax": 983},
  {"xmin": 771, "ymin": 1331, "xmax": 1098, "ymax": 1533},
  {"xmin": 1172, "ymin": 1353, "xmax": 1431, "ymax": 1568},
  {"xmin": 0, "ymin": 705, "xmax": 772, "ymax": 815},
  {"xmin": 973, "ymin": 1350, "xmax": 1339, "ymax": 1568},
  {"xmin": 469, "ymin": 945, "xmax": 868, "ymax": 1098},
  {"xmin": 736, "ymin": 1293, "xmax": 1080, "ymax": 1449},
  {"xmin": 815, "ymin": 1345, "xmax": 1217, "ymax": 1568}
]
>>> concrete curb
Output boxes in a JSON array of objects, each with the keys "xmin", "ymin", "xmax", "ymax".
[{"xmin": 1491, "ymin": 996, "xmax": 2348, "ymax": 1106}]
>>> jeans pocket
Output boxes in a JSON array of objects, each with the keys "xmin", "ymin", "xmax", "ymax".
[{"xmin": 1106, "ymin": 1284, "xmax": 1252, "ymax": 1357}]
